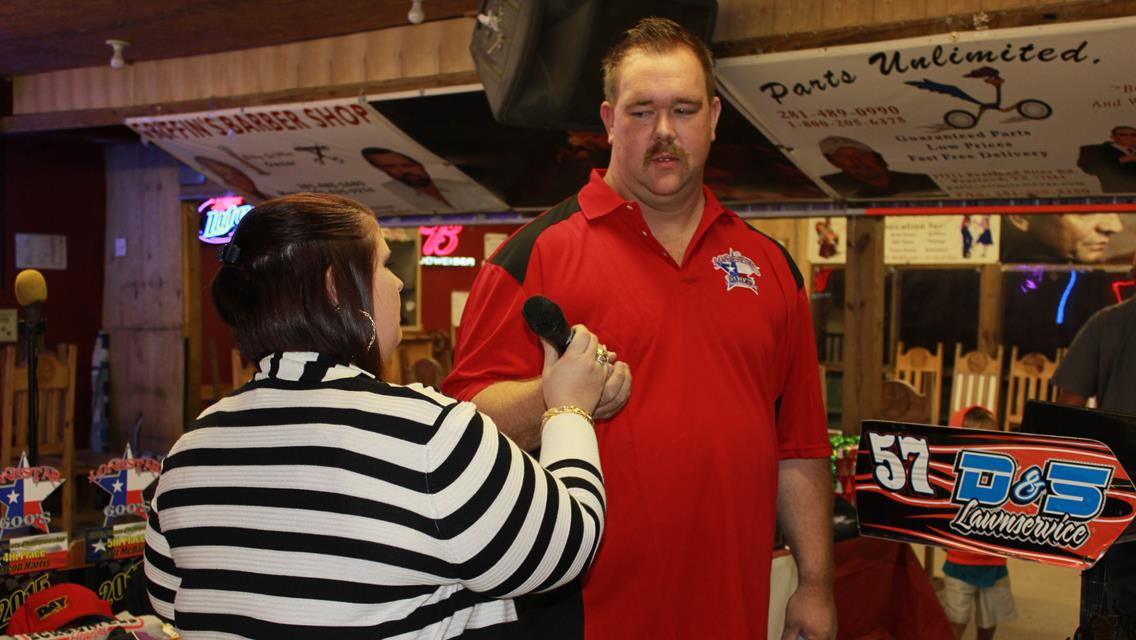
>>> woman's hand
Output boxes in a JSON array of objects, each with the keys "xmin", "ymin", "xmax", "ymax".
[{"xmin": 540, "ymin": 324, "xmax": 609, "ymax": 415}]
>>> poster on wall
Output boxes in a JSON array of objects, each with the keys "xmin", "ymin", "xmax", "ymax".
[
  {"xmin": 717, "ymin": 17, "xmax": 1136, "ymax": 200},
  {"xmin": 126, "ymin": 98, "xmax": 507, "ymax": 215},
  {"xmin": 370, "ymin": 91, "xmax": 829, "ymax": 209},
  {"xmin": 1000, "ymin": 211, "xmax": 1136, "ymax": 264},
  {"xmin": 807, "ymin": 216, "xmax": 847, "ymax": 264},
  {"xmin": 885, "ymin": 214, "xmax": 1001, "ymax": 264}
]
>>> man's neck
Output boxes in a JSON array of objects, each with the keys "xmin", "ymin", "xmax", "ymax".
[
  {"xmin": 604, "ymin": 170, "xmax": 705, "ymax": 264},
  {"xmin": 410, "ymin": 182, "xmax": 451, "ymax": 206},
  {"xmin": 852, "ymin": 173, "xmax": 893, "ymax": 188}
]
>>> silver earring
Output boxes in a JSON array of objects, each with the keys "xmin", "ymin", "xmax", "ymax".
[{"xmin": 359, "ymin": 310, "xmax": 376, "ymax": 351}]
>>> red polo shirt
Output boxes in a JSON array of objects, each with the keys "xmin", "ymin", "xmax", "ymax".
[{"xmin": 444, "ymin": 170, "xmax": 830, "ymax": 638}]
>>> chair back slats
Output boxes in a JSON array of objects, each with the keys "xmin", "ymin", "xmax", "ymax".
[
  {"xmin": 1003, "ymin": 346, "xmax": 1060, "ymax": 431},
  {"xmin": 894, "ymin": 342, "xmax": 944, "ymax": 424},
  {"xmin": 949, "ymin": 343, "xmax": 1004, "ymax": 422},
  {"xmin": 1, "ymin": 344, "xmax": 78, "ymax": 533}
]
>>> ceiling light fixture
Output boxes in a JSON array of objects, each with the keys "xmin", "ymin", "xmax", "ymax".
[
  {"xmin": 106, "ymin": 39, "xmax": 130, "ymax": 69},
  {"xmin": 408, "ymin": 0, "xmax": 425, "ymax": 24}
]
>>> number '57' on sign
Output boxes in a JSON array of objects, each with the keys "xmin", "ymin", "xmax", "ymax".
[{"xmin": 866, "ymin": 433, "xmax": 935, "ymax": 496}]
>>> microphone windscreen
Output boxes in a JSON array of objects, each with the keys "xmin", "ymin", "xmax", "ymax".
[
  {"xmin": 14, "ymin": 270, "xmax": 47, "ymax": 306},
  {"xmin": 522, "ymin": 295, "xmax": 573, "ymax": 354}
]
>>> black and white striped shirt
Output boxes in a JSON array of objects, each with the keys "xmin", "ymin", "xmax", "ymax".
[{"xmin": 144, "ymin": 352, "xmax": 604, "ymax": 639}]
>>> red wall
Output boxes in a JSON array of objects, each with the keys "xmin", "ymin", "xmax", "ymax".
[
  {"xmin": 419, "ymin": 224, "xmax": 520, "ymax": 333},
  {"xmin": 198, "ymin": 222, "xmax": 522, "ymax": 385},
  {"xmin": 2, "ymin": 138, "xmax": 107, "ymax": 444},
  {"xmin": 198, "ymin": 245, "xmax": 236, "ymax": 387}
]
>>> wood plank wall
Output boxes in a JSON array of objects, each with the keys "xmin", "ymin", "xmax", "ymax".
[
  {"xmin": 714, "ymin": 0, "xmax": 1079, "ymax": 43},
  {"xmin": 103, "ymin": 144, "xmax": 184, "ymax": 456},
  {"xmin": 10, "ymin": 1, "xmax": 1107, "ymax": 117},
  {"xmin": 12, "ymin": 18, "xmax": 477, "ymax": 115}
]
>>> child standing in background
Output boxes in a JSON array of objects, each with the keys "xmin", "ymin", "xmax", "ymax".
[{"xmin": 942, "ymin": 405, "xmax": 1019, "ymax": 639}]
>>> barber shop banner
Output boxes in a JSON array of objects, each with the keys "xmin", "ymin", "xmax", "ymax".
[
  {"xmin": 717, "ymin": 17, "xmax": 1136, "ymax": 200},
  {"xmin": 855, "ymin": 421, "xmax": 1136, "ymax": 569},
  {"xmin": 126, "ymin": 98, "xmax": 506, "ymax": 215}
]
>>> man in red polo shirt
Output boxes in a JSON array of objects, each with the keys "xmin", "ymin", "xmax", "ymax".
[{"xmin": 444, "ymin": 17, "xmax": 835, "ymax": 639}]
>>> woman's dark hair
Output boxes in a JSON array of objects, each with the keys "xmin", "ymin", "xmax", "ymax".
[{"xmin": 212, "ymin": 192, "xmax": 382, "ymax": 375}]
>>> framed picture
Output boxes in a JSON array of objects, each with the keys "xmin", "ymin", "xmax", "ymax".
[{"xmin": 381, "ymin": 226, "xmax": 422, "ymax": 330}]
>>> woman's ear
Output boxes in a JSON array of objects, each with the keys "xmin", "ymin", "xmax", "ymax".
[{"xmin": 324, "ymin": 265, "xmax": 339, "ymax": 307}]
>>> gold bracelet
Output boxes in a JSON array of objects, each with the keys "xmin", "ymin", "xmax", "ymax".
[{"xmin": 541, "ymin": 405, "xmax": 594, "ymax": 429}]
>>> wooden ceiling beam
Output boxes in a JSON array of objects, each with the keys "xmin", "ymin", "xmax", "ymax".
[
  {"xmin": 1, "ymin": 71, "xmax": 480, "ymax": 134},
  {"xmin": 715, "ymin": 0, "xmax": 1136, "ymax": 57},
  {"xmin": 7, "ymin": 1, "xmax": 1136, "ymax": 134}
]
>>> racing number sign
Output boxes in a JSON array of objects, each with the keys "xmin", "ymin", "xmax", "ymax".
[{"xmin": 855, "ymin": 421, "xmax": 1136, "ymax": 569}]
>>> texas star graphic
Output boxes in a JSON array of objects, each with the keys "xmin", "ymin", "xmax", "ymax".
[
  {"xmin": 711, "ymin": 248, "xmax": 762, "ymax": 294},
  {"xmin": 92, "ymin": 444, "xmax": 160, "ymax": 525},
  {"xmin": 0, "ymin": 453, "xmax": 64, "ymax": 535}
]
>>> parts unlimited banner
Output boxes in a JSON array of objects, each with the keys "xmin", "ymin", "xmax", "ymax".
[
  {"xmin": 717, "ymin": 17, "xmax": 1136, "ymax": 200},
  {"xmin": 126, "ymin": 98, "xmax": 506, "ymax": 216}
]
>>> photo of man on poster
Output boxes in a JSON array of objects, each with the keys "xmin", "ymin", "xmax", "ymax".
[
  {"xmin": 818, "ymin": 137, "xmax": 947, "ymax": 200},
  {"xmin": 1001, "ymin": 213, "xmax": 1128, "ymax": 264},
  {"xmin": 1077, "ymin": 126, "xmax": 1136, "ymax": 194},
  {"xmin": 194, "ymin": 155, "xmax": 272, "ymax": 201},
  {"xmin": 361, "ymin": 147, "xmax": 501, "ymax": 213}
]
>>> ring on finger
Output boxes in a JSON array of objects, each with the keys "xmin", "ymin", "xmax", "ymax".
[{"xmin": 595, "ymin": 344, "xmax": 609, "ymax": 365}]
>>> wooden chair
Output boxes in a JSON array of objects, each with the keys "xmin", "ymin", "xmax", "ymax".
[
  {"xmin": 383, "ymin": 331, "xmax": 453, "ymax": 386},
  {"xmin": 948, "ymin": 344, "xmax": 1004, "ymax": 422},
  {"xmin": 1003, "ymin": 347, "xmax": 1060, "ymax": 431},
  {"xmin": 231, "ymin": 349, "xmax": 256, "ymax": 388},
  {"xmin": 894, "ymin": 342, "xmax": 944, "ymax": 424},
  {"xmin": 407, "ymin": 358, "xmax": 446, "ymax": 388},
  {"xmin": 879, "ymin": 379, "xmax": 931, "ymax": 423},
  {"xmin": 1, "ymin": 344, "xmax": 79, "ymax": 535}
]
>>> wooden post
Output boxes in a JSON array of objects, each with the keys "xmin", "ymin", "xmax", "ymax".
[
  {"xmin": 841, "ymin": 216, "xmax": 885, "ymax": 435},
  {"xmin": 887, "ymin": 268, "xmax": 902, "ymax": 370},
  {"xmin": 103, "ymin": 143, "xmax": 183, "ymax": 455},
  {"xmin": 978, "ymin": 265, "xmax": 1004, "ymax": 356},
  {"xmin": 183, "ymin": 202, "xmax": 202, "ymax": 424}
]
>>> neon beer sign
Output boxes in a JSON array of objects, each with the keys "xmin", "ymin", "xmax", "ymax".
[
  {"xmin": 420, "ymin": 225, "xmax": 463, "ymax": 256},
  {"xmin": 198, "ymin": 197, "xmax": 253, "ymax": 244}
]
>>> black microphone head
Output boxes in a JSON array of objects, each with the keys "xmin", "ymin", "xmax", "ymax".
[{"xmin": 522, "ymin": 295, "xmax": 572, "ymax": 354}]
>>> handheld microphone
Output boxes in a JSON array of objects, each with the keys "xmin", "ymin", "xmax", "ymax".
[
  {"xmin": 522, "ymin": 295, "xmax": 573, "ymax": 354},
  {"xmin": 15, "ymin": 269, "xmax": 47, "ymax": 325}
]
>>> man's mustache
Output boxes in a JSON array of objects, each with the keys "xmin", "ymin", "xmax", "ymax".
[{"xmin": 643, "ymin": 142, "xmax": 687, "ymax": 166}]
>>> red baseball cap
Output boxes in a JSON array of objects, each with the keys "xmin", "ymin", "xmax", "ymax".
[{"xmin": 6, "ymin": 583, "xmax": 114, "ymax": 634}]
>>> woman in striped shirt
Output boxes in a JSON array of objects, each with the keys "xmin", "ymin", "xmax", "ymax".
[{"xmin": 144, "ymin": 193, "xmax": 610, "ymax": 638}]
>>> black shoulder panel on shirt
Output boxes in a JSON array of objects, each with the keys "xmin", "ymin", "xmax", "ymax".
[
  {"xmin": 742, "ymin": 220, "xmax": 804, "ymax": 291},
  {"xmin": 490, "ymin": 195, "xmax": 581, "ymax": 285}
]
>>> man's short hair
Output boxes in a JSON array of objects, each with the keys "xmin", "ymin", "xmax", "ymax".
[
  {"xmin": 1110, "ymin": 126, "xmax": 1136, "ymax": 137},
  {"xmin": 601, "ymin": 16, "xmax": 715, "ymax": 104},
  {"xmin": 361, "ymin": 147, "xmax": 415, "ymax": 163},
  {"xmin": 212, "ymin": 193, "xmax": 384, "ymax": 376},
  {"xmin": 818, "ymin": 136, "xmax": 875, "ymax": 156}
]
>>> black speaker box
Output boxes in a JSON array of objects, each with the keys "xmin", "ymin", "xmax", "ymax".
[{"xmin": 470, "ymin": 0, "xmax": 718, "ymax": 131}]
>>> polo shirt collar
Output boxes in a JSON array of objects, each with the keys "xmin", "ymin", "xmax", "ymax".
[{"xmin": 577, "ymin": 169, "xmax": 731, "ymax": 225}]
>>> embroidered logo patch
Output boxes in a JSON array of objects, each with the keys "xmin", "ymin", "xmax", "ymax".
[
  {"xmin": 35, "ymin": 596, "xmax": 68, "ymax": 621},
  {"xmin": 711, "ymin": 248, "xmax": 761, "ymax": 294}
]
